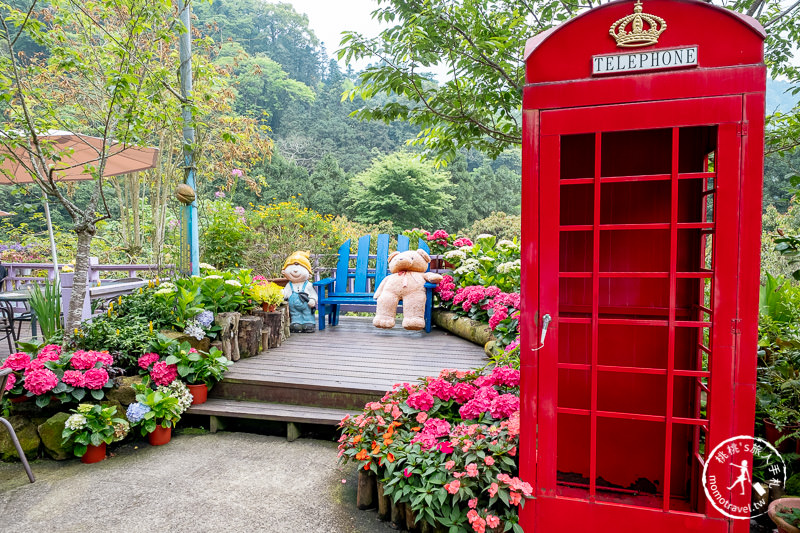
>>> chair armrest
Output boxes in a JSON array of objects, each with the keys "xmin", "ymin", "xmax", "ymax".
[
  {"xmin": 424, "ymin": 282, "xmax": 438, "ymax": 289},
  {"xmin": 313, "ymin": 278, "xmax": 335, "ymax": 288}
]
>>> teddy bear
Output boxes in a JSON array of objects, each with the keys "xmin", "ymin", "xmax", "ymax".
[
  {"xmin": 281, "ymin": 251, "xmax": 318, "ymax": 333},
  {"xmin": 373, "ymin": 248, "xmax": 443, "ymax": 330}
]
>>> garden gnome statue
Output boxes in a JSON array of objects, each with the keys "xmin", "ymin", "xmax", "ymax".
[{"xmin": 281, "ymin": 251, "xmax": 318, "ymax": 333}]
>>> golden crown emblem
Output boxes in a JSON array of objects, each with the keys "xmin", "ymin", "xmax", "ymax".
[{"xmin": 609, "ymin": 0, "xmax": 667, "ymax": 48}]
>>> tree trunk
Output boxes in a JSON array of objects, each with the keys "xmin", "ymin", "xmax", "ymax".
[
  {"xmin": 65, "ymin": 227, "xmax": 95, "ymax": 336},
  {"xmin": 237, "ymin": 316, "xmax": 263, "ymax": 358},
  {"xmin": 264, "ymin": 311, "xmax": 283, "ymax": 349}
]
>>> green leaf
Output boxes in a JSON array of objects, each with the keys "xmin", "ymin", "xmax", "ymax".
[{"xmin": 90, "ymin": 389, "xmax": 104, "ymax": 400}]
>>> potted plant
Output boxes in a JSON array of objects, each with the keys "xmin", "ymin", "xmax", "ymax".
[
  {"xmin": 145, "ymin": 336, "xmax": 232, "ymax": 404},
  {"xmin": 770, "ymin": 498, "xmax": 800, "ymax": 533},
  {"xmin": 61, "ymin": 403, "xmax": 129, "ymax": 464},
  {"xmin": 127, "ymin": 382, "xmax": 184, "ymax": 445},
  {"xmin": 249, "ymin": 280, "xmax": 284, "ymax": 312},
  {"xmin": 758, "ymin": 354, "xmax": 800, "ymax": 452}
]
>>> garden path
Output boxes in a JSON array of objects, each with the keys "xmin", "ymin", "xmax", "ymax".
[{"xmin": 0, "ymin": 431, "xmax": 395, "ymax": 532}]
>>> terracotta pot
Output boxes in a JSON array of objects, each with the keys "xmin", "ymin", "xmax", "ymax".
[
  {"xmin": 261, "ymin": 302, "xmax": 277, "ymax": 313},
  {"xmin": 187, "ymin": 383, "xmax": 208, "ymax": 405},
  {"xmin": 148, "ymin": 424, "xmax": 172, "ymax": 446},
  {"xmin": 764, "ymin": 419, "xmax": 799, "ymax": 454},
  {"xmin": 81, "ymin": 442, "xmax": 107, "ymax": 464},
  {"xmin": 769, "ymin": 498, "xmax": 800, "ymax": 533}
]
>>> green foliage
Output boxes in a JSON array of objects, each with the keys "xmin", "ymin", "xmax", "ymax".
[
  {"xmin": 132, "ymin": 383, "xmax": 183, "ymax": 435},
  {"xmin": 200, "ymin": 199, "xmax": 250, "ymax": 270},
  {"xmin": 464, "ymin": 212, "xmax": 521, "ymax": 241},
  {"xmin": 777, "ymin": 506, "xmax": 800, "ymax": 527},
  {"xmin": 786, "ymin": 473, "xmax": 800, "ymax": 496},
  {"xmin": 77, "ymin": 287, "xmax": 173, "ymax": 369},
  {"xmin": 339, "ymin": 0, "xmax": 529, "ymax": 162},
  {"xmin": 157, "ymin": 338, "xmax": 232, "ymax": 388},
  {"xmin": 346, "ymin": 152, "xmax": 454, "ymax": 230},
  {"xmin": 153, "ymin": 270, "xmax": 253, "ymax": 326},
  {"xmin": 446, "ymin": 235, "xmax": 521, "ymax": 293},
  {"xmin": 244, "ymin": 200, "xmax": 351, "ymax": 277},
  {"xmin": 61, "ymin": 404, "xmax": 128, "ymax": 457},
  {"xmin": 28, "ymin": 279, "xmax": 62, "ymax": 341}
]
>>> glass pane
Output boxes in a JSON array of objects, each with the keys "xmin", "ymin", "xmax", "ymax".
[
  {"xmin": 561, "ymin": 133, "xmax": 595, "ymax": 179},
  {"xmin": 601, "ymin": 128, "xmax": 672, "ymax": 177}
]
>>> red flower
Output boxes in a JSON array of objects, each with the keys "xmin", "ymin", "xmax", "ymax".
[{"xmin": 83, "ymin": 368, "xmax": 109, "ymax": 390}]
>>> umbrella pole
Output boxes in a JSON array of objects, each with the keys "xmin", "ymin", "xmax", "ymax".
[
  {"xmin": 41, "ymin": 189, "xmax": 60, "ymax": 284},
  {"xmin": 179, "ymin": 1, "xmax": 200, "ymax": 276}
]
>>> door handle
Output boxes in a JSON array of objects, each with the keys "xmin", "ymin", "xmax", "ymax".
[{"xmin": 532, "ymin": 313, "xmax": 552, "ymax": 352}]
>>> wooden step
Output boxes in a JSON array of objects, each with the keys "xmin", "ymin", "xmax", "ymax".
[{"xmin": 187, "ymin": 398, "xmax": 357, "ymax": 426}]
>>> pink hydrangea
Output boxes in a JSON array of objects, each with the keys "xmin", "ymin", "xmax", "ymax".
[
  {"xmin": 411, "ymin": 431, "xmax": 439, "ymax": 451},
  {"xmin": 504, "ymin": 337, "xmax": 520, "ymax": 352},
  {"xmin": 427, "ymin": 378, "xmax": 454, "ymax": 401},
  {"xmin": 37, "ymin": 344, "xmax": 62, "ymax": 361},
  {"xmin": 93, "ymin": 351, "xmax": 113, "ymax": 366},
  {"xmin": 406, "ymin": 390, "xmax": 434, "ymax": 411},
  {"xmin": 24, "ymin": 358, "xmax": 46, "ymax": 374},
  {"xmin": 83, "ymin": 368, "xmax": 109, "ymax": 390},
  {"xmin": 23, "ymin": 368, "xmax": 58, "ymax": 395},
  {"xmin": 151, "ymin": 361, "xmax": 178, "ymax": 386},
  {"xmin": 423, "ymin": 417, "xmax": 451, "ymax": 438},
  {"xmin": 5, "ymin": 372, "xmax": 16, "ymax": 391},
  {"xmin": 453, "ymin": 237, "xmax": 473, "ymax": 247},
  {"xmin": 452, "ymin": 382, "xmax": 477, "ymax": 404},
  {"xmin": 490, "ymin": 394, "xmax": 520, "ymax": 419},
  {"xmin": 61, "ymin": 370, "xmax": 86, "ymax": 388},
  {"xmin": 138, "ymin": 353, "xmax": 160, "ymax": 369},
  {"xmin": 459, "ymin": 398, "xmax": 491, "ymax": 419},
  {"xmin": 491, "ymin": 365, "xmax": 520, "ymax": 387},
  {"xmin": 2, "ymin": 352, "xmax": 31, "ymax": 371},
  {"xmin": 489, "ymin": 306, "xmax": 509, "ymax": 330},
  {"xmin": 438, "ymin": 289, "xmax": 455, "ymax": 301},
  {"xmin": 472, "ymin": 375, "xmax": 494, "ymax": 388},
  {"xmin": 69, "ymin": 350, "xmax": 98, "ymax": 370}
]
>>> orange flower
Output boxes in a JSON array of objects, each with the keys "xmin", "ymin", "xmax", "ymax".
[
  {"xmin": 364, "ymin": 462, "xmax": 371, "ymax": 471},
  {"xmin": 372, "ymin": 444, "xmax": 381, "ymax": 455},
  {"xmin": 393, "ymin": 421, "xmax": 402, "ymax": 427},
  {"xmin": 386, "ymin": 453, "xmax": 395, "ymax": 463},
  {"xmin": 383, "ymin": 438, "xmax": 393, "ymax": 446},
  {"xmin": 411, "ymin": 426, "xmax": 421, "ymax": 432},
  {"xmin": 385, "ymin": 425, "xmax": 395, "ymax": 437},
  {"xmin": 355, "ymin": 449, "xmax": 369, "ymax": 461},
  {"xmin": 352, "ymin": 435, "xmax": 362, "ymax": 444}
]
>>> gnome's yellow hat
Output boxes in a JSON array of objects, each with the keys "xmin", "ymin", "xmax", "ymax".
[{"xmin": 282, "ymin": 250, "xmax": 312, "ymax": 274}]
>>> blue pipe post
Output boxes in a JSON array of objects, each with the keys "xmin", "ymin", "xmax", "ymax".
[{"xmin": 179, "ymin": 1, "xmax": 200, "ymax": 276}]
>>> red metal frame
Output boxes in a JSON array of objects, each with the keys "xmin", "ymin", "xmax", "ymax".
[{"xmin": 519, "ymin": 1, "xmax": 765, "ymax": 531}]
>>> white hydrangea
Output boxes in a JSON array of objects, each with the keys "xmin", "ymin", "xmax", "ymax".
[
  {"xmin": 453, "ymin": 258, "xmax": 481, "ymax": 275},
  {"xmin": 496, "ymin": 239, "xmax": 519, "ymax": 251},
  {"xmin": 158, "ymin": 282, "xmax": 176, "ymax": 290},
  {"xmin": 205, "ymin": 275, "xmax": 223, "ymax": 280},
  {"xmin": 459, "ymin": 246, "xmax": 474, "ymax": 252},
  {"xmin": 199, "ymin": 263, "xmax": 217, "ymax": 270},
  {"xmin": 444, "ymin": 250, "xmax": 467, "ymax": 261},
  {"xmin": 158, "ymin": 380, "xmax": 193, "ymax": 414},
  {"xmin": 224, "ymin": 279, "xmax": 242, "ymax": 287},
  {"xmin": 475, "ymin": 234, "xmax": 494, "ymax": 240},
  {"xmin": 65, "ymin": 414, "xmax": 87, "ymax": 431},
  {"xmin": 496, "ymin": 261, "xmax": 522, "ymax": 274},
  {"xmin": 184, "ymin": 321, "xmax": 205, "ymax": 341}
]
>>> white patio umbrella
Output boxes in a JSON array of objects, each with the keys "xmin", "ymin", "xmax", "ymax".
[{"xmin": 0, "ymin": 131, "xmax": 159, "ymax": 279}]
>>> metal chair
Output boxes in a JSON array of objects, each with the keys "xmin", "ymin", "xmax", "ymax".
[
  {"xmin": 0, "ymin": 368, "xmax": 35, "ymax": 483},
  {"xmin": 0, "ymin": 301, "xmax": 16, "ymax": 354}
]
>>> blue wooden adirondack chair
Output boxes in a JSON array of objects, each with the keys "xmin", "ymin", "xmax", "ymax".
[{"xmin": 314, "ymin": 234, "xmax": 436, "ymax": 332}]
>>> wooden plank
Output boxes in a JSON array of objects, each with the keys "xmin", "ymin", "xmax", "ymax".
[
  {"xmin": 187, "ymin": 398, "xmax": 356, "ymax": 425},
  {"xmin": 334, "ymin": 240, "xmax": 351, "ymax": 295},
  {"xmin": 354, "ymin": 235, "xmax": 371, "ymax": 293},
  {"xmin": 374, "ymin": 234, "xmax": 391, "ymax": 292},
  {"xmin": 397, "ymin": 234, "xmax": 410, "ymax": 252}
]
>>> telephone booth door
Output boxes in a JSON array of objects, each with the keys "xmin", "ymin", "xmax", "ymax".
[{"xmin": 530, "ymin": 95, "xmax": 745, "ymax": 531}]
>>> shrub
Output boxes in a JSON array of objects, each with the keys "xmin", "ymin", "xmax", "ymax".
[
  {"xmin": 200, "ymin": 199, "xmax": 250, "ymax": 269},
  {"xmin": 464, "ymin": 212, "xmax": 521, "ymax": 241}
]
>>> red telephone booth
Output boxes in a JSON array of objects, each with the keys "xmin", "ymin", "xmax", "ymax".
[{"xmin": 519, "ymin": 1, "xmax": 765, "ymax": 531}]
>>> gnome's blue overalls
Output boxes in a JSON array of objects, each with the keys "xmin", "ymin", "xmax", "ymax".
[
  {"xmin": 281, "ymin": 251, "xmax": 318, "ymax": 333},
  {"xmin": 288, "ymin": 281, "xmax": 315, "ymax": 327}
]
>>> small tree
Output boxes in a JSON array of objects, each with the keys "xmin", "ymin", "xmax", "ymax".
[
  {"xmin": 0, "ymin": 0, "xmax": 184, "ymax": 334},
  {"xmin": 345, "ymin": 151, "xmax": 453, "ymax": 230}
]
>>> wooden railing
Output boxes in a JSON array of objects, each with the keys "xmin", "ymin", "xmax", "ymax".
[{"xmin": 1, "ymin": 259, "xmax": 173, "ymax": 291}]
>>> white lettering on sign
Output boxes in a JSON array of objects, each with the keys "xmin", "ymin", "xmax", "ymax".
[{"xmin": 592, "ymin": 46, "xmax": 698, "ymax": 75}]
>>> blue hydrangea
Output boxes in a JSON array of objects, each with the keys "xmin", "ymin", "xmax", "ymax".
[
  {"xmin": 196, "ymin": 310, "xmax": 214, "ymax": 328},
  {"xmin": 126, "ymin": 402, "xmax": 151, "ymax": 424}
]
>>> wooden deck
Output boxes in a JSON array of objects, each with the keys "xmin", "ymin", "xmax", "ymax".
[{"xmin": 192, "ymin": 316, "xmax": 488, "ymax": 427}]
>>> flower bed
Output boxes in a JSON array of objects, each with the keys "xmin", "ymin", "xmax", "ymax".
[{"xmin": 339, "ymin": 365, "xmax": 531, "ymax": 532}]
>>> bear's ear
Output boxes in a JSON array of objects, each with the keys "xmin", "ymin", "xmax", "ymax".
[
  {"xmin": 388, "ymin": 251, "xmax": 400, "ymax": 262},
  {"xmin": 415, "ymin": 248, "xmax": 431, "ymax": 263}
]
